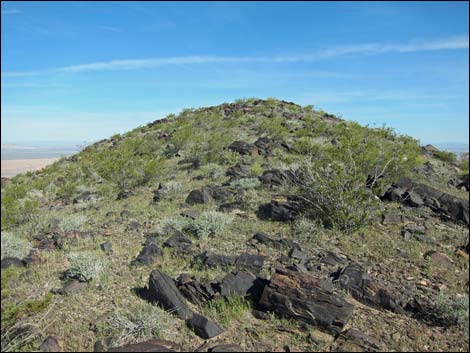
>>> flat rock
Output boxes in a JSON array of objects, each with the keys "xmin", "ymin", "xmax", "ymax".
[
  {"xmin": 163, "ymin": 232, "xmax": 193, "ymax": 249},
  {"xmin": 219, "ymin": 270, "xmax": 267, "ymax": 299},
  {"xmin": 1, "ymin": 257, "xmax": 25, "ymax": 269},
  {"xmin": 259, "ymin": 169, "xmax": 289, "ymax": 188},
  {"xmin": 259, "ymin": 267, "xmax": 354, "ymax": 335},
  {"xmin": 56, "ymin": 280, "xmax": 88, "ymax": 295},
  {"xmin": 187, "ymin": 314, "xmax": 224, "ymax": 339},
  {"xmin": 148, "ymin": 269, "xmax": 193, "ymax": 320},
  {"xmin": 198, "ymin": 251, "xmax": 236, "ymax": 268},
  {"xmin": 381, "ymin": 213, "xmax": 404, "ymax": 225},
  {"xmin": 236, "ymin": 253, "xmax": 264, "ymax": 274},
  {"xmin": 334, "ymin": 329, "xmax": 380, "ymax": 352}
]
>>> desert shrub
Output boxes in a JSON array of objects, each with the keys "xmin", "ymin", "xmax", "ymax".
[
  {"xmin": 191, "ymin": 211, "xmax": 233, "ymax": 239},
  {"xmin": 291, "ymin": 153, "xmax": 379, "ymax": 232},
  {"xmin": 59, "ymin": 214, "xmax": 87, "ymax": 233},
  {"xmin": 230, "ymin": 177, "xmax": 261, "ymax": 189},
  {"xmin": 1, "ymin": 183, "xmax": 41, "ymax": 229},
  {"xmin": 434, "ymin": 150, "xmax": 457, "ymax": 164},
  {"xmin": 103, "ymin": 302, "xmax": 175, "ymax": 347},
  {"xmin": 66, "ymin": 251, "xmax": 104, "ymax": 282},
  {"xmin": 459, "ymin": 153, "xmax": 469, "ymax": 175},
  {"xmin": 160, "ymin": 180, "xmax": 183, "ymax": 198},
  {"xmin": 291, "ymin": 216, "xmax": 321, "ymax": 242},
  {"xmin": 159, "ymin": 216, "xmax": 192, "ymax": 234},
  {"xmin": 435, "ymin": 293, "xmax": 469, "ymax": 328},
  {"xmin": 1, "ymin": 232, "xmax": 33, "ymax": 259},
  {"xmin": 258, "ymin": 116, "xmax": 290, "ymax": 141},
  {"xmin": 197, "ymin": 163, "xmax": 225, "ymax": 181}
]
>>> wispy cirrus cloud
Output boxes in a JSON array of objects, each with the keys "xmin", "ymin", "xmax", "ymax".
[
  {"xmin": 2, "ymin": 35, "xmax": 468, "ymax": 76},
  {"xmin": 1, "ymin": 9, "xmax": 22, "ymax": 15},
  {"xmin": 98, "ymin": 25, "xmax": 122, "ymax": 33}
]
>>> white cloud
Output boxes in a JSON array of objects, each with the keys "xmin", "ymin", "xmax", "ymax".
[
  {"xmin": 1, "ymin": 9, "xmax": 22, "ymax": 15},
  {"xmin": 2, "ymin": 35, "xmax": 468, "ymax": 76},
  {"xmin": 98, "ymin": 25, "xmax": 122, "ymax": 33}
]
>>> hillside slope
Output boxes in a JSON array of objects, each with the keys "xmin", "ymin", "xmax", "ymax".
[{"xmin": 1, "ymin": 98, "xmax": 469, "ymax": 352}]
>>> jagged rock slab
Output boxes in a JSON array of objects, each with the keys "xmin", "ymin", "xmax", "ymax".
[
  {"xmin": 40, "ymin": 335, "xmax": 62, "ymax": 352},
  {"xmin": 257, "ymin": 199, "xmax": 300, "ymax": 222},
  {"xmin": 186, "ymin": 187, "xmax": 213, "ymax": 204},
  {"xmin": 226, "ymin": 163, "xmax": 251, "ymax": 178},
  {"xmin": 259, "ymin": 268, "xmax": 354, "ymax": 335},
  {"xmin": 187, "ymin": 314, "xmax": 224, "ymax": 339},
  {"xmin": 335, "ymin": 263, "xmax": 405, "ymax": 314},
  {"xmin": 1, "ymin": 257, "xmax": 26, "ymax": 269},
  {"xmin": 208, "ymin": 344, "xmax": 244, "ymax": 352},
  {"xmin": 177, "ymin": 273, "xmax": 215, "ymax": 306},
  {"xmin": 131, "ymin": 241, "xmax": 163, "ymax": 266},
  {"xmin": 148, "ymin": 269, "xmax": 193, "ymax": 320},
  {"xmin": 219, "ymin": 270, "xmax": 267, "ymax": 299},
  {"xmin": 236, "ymin": 253, "xmax": 264, "ymax": 274},
  {"xmin": 198, "ymin": 251, "xmax": 236, "ymax": 267},
  {"xmin": 228, "ymin": 141, "xmax": 259, "ymax": 156},
  {"xmin": 163, "ymin": 232, "xmax": 193, "ymax": 249},
  {"xmin": 333, "ymin": 329, "xmax": 380, "ymax": 352}
]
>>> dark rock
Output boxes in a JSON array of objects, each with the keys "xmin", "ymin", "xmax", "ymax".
[
  {"xmin": 186, "ymin": 187, "xmax": 213, "ymax": 205},
  {"xmin": 40, "ymin": 335, "xmax": 62, "ymax": 352},
  {"xmin": 257, "ymin": 199, "xmax": 301, "ymax": 222},
  {"xmin": 289, "ymin": 248, "xmax": 310, "ymax": 263},
  {"xmin": 318, "ymin": 251, "xmax": 348, "ymax": 267},
  {"xmin": 206, "ymin": 185, "xmax": 237, "ymax": 202},
  {"xmin": 236, "ymin": 253, "xmax": 264, "ymax": 274},
  {"xmin": 120, "ymin": 210, "xmax": 131, "ymax": 219},
  {"xmin": 228, "ymin": 141, "xmax": 259, "ymax": 156},
  {"xmin": 187, "ymin": 314, "xmax": 224, "ymax": 339},
  {"xmin": 424, "ymin": 251, "xmax": 453, "ymax": 268},
  {"xmin": 1, "ymin": 257, "xmax": 25, "ymax": 269},
  {"xmin": 131, "ymin": 241, "xmax": 163, "ymax": 266},
  {"xmin": 259, "ymin": 267, "xmax": 354, "ymax": 335},
  {"xmin": 334, "ymin": 263, "xmax": 404, "ymax": 314},
  {"xmin": 254, "ymin": 137, "xmax": 275, "ymax": 156},
  {"xmin": 100, "ymin": 242, "xmax": 113, "ymax": 254},
  {"xmin": 208, "ymin": 344, "xmax": 244, "ymax": 352},
  {"xmin": 176, "ymin": 274, "xmax": 215, "ymax": 306},
  {"xmin": 334, "ymin": 329, "xmax": 380, "ymax": 352},
  {"xmin": 163, "ymin": 231, "xmax": 193, "ymax": 249},
  {"xmin": 252, "ymin": 232, "xmax": 282, "ymax": 249},
  {"xmin": 107, "ymin": 340, "xmax": 178, "ymax": 352},
  {"xmin": 381, "ymin": 186, "xmax": 405, "ymax": 203},
  {"xmin": 218, "ymin": 201, "xmax": 246, "ymax": 212},
  {"xmin": 116, "ymin": 190, "xmax": 132, "ymax": 200},
  {"xmin": 180, "ymin": 209, "xmax": 200, "ymax": 220},
  {"xmin": 259, "ymin": 170, "xmax": 289, "ymax": 188},
  {"xmin": 198, "ymin": 251, "xmax": 236, "ymax": 267},
  {"xmin": 226, "ymin": 163, "xmax": 251, "ymax": 178},
  {"xmin": 151, "ymin": 184, "xmax": 167, "ymax": 204},
  {"xmin": 22, "ymin": 250, "xmax": 41, "ymax": 266},
  {"xmin": 252, "ymin": 309, "xmax": 271, "ymax": 320},
  {"xmin": 219, "ymin": 270, "xmax": 266, "ymax": 298},
  {"xmin": 127, "ymin": 221, "xmax": 141, "ymax": 230},
  {"xmin": 402, "ymin": 191, "xmax": 424, "ymax": 207},
  {"xmin": 148, "ymin": 269, "xmax": 193, "ymax": 320},
  {"xmin": 55, "ymin": 280, "xmax": 88, "ymax": 295}
]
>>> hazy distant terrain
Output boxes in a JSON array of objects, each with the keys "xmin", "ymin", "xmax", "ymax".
[{"xmin": 1, "ymin": 142, "xmax": 81, "ymax": 160}]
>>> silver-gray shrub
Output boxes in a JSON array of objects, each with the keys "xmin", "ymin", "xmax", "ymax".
[
  {"xmin": 66, "ymin": 251, "xmax": 104, "ymax": 282},
  {"xmin": 1, "ymin": 231, "xmax": 33, "ymax": 259}
]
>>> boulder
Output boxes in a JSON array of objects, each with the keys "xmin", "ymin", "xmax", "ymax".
[
  {"xmin": 151, "ymin": 184, "xmax": 167, "ymax": 204},
  {"xmin": 148, "ymin": 269, "xmax": 193, "ymax": 320},
  {"xmin": 257, "ymin": 199, "xmax": 301, "ymax": 222},
  {"xmin": 226, "ymin": 163, "xmax": 251, "ymax": 178},
  {"xmin": 100, "ymin": 242, "xmax": 113, "ymax": 254},
  {"xmin": 381, "ymin": 213, "xmax": 404, "ymax": 225},
  {"xmin": 259, "ymin": 170, "xmax": 289, "ymax": 188},
  {"xmin": 424, "ymin": 251, "xmax": 453, "ymax": 268},
  {"xmin": 176, "ymin": 274, "xmax": 215, "ymax": 306},
  {"xmin": 107, "ymin": 340, "xmax": 178, "ymax": 352},
  {"xmin": 236, "ymin": 253, "xmax": 264, "ymax": 274},
  {"xmin": 334, "ymin": 263, "xmax": 404, "ymax": 314},
  {"xmin": 1, "ymin": 257, "xmax": 25, "ymax": 269},
  {"xmin": 55, "ymin": 280, "xmax": 88, "ymax": 295},
  {"xmin": 131, "ymin": 241, "xmax": 163, "ymax": 266},
  {"xmin": 186, "ymin": 187, "xmax": 213, "ymax": 205},
  {"xmin": 163, "ymin": 232, "xmax": 193, "ymax": 251},
  {"xmin": 228, "ymin": 141, "xmax": 259, "ymax": 156},
  {"xmin": 254, "ymin": 137, "xmax": 275, "ymax": 156},
  {"xmin": 259, "ymin": 268, "xmax": 354, "ymax": 335},
  {"xmin": 40, "ymin": 335, "xmax": 62, "ymax": 352},
  {"xmin": 219, "ymin": 270, "xmax": 267, "ymax": 299},
  {"xmin": 187, "ymin": 314, "xmax": 224, "ymax": 339},
  {"xmin": 198, "ymin": 251, "xmax": 236, "ymax": 268}
]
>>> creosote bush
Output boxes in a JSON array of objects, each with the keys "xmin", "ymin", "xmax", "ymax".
[
  {"xmin": 1, "ymin": 232, "xmax": 33, "ymax": 259},
  {"xmin": 230, "ymin": 177, "xmax": 261, "ymax": 189},
  {"xmin": 66, "ymin": 251, "xmax": 104, "ymax": 282},
  {"xmin": 191, "ymin": 211, "xmax": 233, "ymax": 239}
]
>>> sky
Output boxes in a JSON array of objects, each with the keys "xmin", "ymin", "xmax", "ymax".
[{"xmin": 1, "ymin": 1, "xmax": 469, "ymax": 145}]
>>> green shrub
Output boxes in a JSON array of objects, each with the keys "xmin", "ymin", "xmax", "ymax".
[
  {"xmin": 197, "ymin": 163, "xmax": 225, "ymax": 181},
  {"xmin": 191, "ymin": 211, "xmax": 233, "ymax": 239},
  {"xmin": 159, "ymin": 216, "xmax": 192, "ymax": 234},
  {"xmin": 230, "ymin": 177, "xmax": 261, "ymax": 189},
  {"xmin": 249, "ymin": 162, "xmax": 264, "ymax": 177},
  {"xmin": 203, "ymin": 295, "xmax": 251, "ymax": 327},
  {"xmin": 66, "ymin": 251, "xmax": 104, "ymax": 282},
  {"xmin": 1, "ymin": 232, "xmax": 33, "ymax": 259},
  {"xmin": 434, "ymin": 150, "xmax": 457, "ymax": 164},
  {"xmin": 59, "ymin": 214, "xmax": 87, "ymax": 233},
  {"xmin": 435, "ymin": 293, "xmax": 469, "ymax": 328}
]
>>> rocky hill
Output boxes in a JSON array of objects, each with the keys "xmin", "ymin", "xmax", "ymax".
[{"xmin": 1, "ymin": 98, "xmax": 469, "ymax": 352}]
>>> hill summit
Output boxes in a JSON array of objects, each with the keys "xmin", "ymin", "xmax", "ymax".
[{"xmin": 1, "ymin": 98, "xmax": 469, "ymax": 352}]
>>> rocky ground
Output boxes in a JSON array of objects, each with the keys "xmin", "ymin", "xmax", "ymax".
[{"xmin": 1, "ymin": 99, "xmax": 468, "ymax": 352}]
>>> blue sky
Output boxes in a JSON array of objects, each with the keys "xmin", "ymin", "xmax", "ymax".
[{"xmin": 1, "ymin": 1, "xmax": 469, "ymax": 145}]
